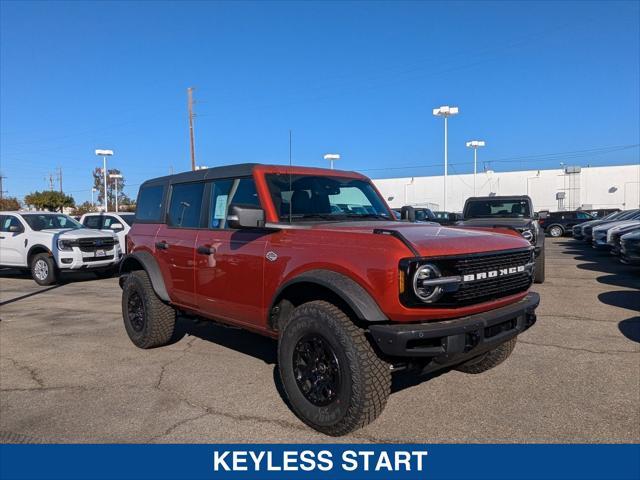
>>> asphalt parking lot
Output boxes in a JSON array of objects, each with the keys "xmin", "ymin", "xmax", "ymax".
[{"xmin": 0, "ymin": 238, "xmax": 638, "ymax": 443}]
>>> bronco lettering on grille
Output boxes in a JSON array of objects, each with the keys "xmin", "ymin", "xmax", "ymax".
[{"xmin": 462, "ymin": 265, "xmax": 527, "ymax": 282}]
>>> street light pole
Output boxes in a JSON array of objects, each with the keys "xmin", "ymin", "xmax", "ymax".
[
  {"xmin": 432, "ymin": 106, "xmax": 459, "ymax": 211},
  {"xmin": 323, "ymin": 153, "xmax": 340, "ymax": 170},
  {"xmin": 109, "ymin": 174, "xmax": 123, "ymax": 212},
  {"xmin": 91, "ymin": 187, "xmax": 97, "ymax": 206},
  {"xmin": 466, "ymin": 140, "xmax": 486, "ymax": 196},
  {"xmin": 95, "ymin": 149, "xmax": 114, "ymax": 212}
]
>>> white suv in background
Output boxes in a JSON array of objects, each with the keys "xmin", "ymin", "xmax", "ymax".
[
  {"xmin": 0, "ymin": 212, "xmax": 121, "ymax": 285},
  {"xmin": 79, "ymin": 212, "xmax": 134, "ymax": 253}
]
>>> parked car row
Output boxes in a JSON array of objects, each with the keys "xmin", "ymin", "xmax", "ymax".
[
  {"xmin": 571, "ymin": 209, "xmax": 640, "ymax": 265},
  {"xmin": 0, "ymin": 211, "xmax": 136, "ymax": 285}
]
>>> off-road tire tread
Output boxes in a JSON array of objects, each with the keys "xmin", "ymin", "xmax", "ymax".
[
  {"xmin": 123, "ymin": 270, "xmax": 176, "ymax": 349},
  {"xmin": 455, "ymin": 337, "xmax": 517, "ymax": 374},
  {"xmin": 280, "ymin": 300, "xmax": 391, "ymax": 436}
]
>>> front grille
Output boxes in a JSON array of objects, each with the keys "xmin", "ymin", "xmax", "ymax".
[
  {"xmin": 78, "ymin": 237, "xmax": 116, "ymax": 252},
  {"xmin": 441, "ymin": 249, "xmax": 534, "ymax": 305}
]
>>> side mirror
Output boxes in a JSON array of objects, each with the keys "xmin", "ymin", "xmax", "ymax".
[
  {"xmin": 111, "ymin": 223, "xmax": 124, "ymax": 231},
  {"xmin": 8, "ymin": 225, "xmax": 23, "ymax": 233},
  {"xmin": 400, "ymin": 206, "xmax": 415, "ymax": 222},
  {"xmin": 227, "ymin": 204, "xmax": 265, "ymax": 229},
  {"xmin": 533, "ymin": 212, "xmax": 539, "ymax": 220}
]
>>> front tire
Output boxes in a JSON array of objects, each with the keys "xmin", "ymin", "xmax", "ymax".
[
  {"xmin": 455, "ymin": 337, "xmax": 517, "ymax": 374},
  {"xmin": 30, "ymin": 253, "xmax": 58, "ymax": 286},
  {"xmin": 122, "ymin": 270, "xmax": 178, "ymax": 348},
  {"xmin": 278, "ymin": 300, "xmax": 391, "ymax": 436},
  {"xmin": 547, "ymin": 225, "xmax": 564, "ymax": 237},
  {"xmin": 534, "ymin": 249, "xmax": 545, "ymax": 284}
]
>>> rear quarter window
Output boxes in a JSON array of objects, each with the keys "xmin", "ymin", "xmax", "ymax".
[{"xmin": 136, "ymin": 185, "xmax": 166, "ymax": 223}]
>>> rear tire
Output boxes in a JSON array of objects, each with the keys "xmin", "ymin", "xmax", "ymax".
[
  {"xmin": 30, "ymin": 253, "xmax": 58, "ymax": 286},
  {"xmin": 534, "ymin": 249, "xmax": 545, "ymax": 284},
  {"xmin": 278, "ymin": 300, "xmax": 391, "ymax": 436},
  {"xmin": 547, "ymin": 225, "xmax": 564, "ymax": 237},
  {"xmin": 122, "ymin": 270, "xmax": 178, "ymax": 348},
  {"xmin": 455, "ymin": 337, "xmax": 517, "ymax": 374}
]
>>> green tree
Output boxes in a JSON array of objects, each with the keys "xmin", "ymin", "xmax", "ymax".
[
  {"xmin": 0, "ymin": 196, "xmax": 21, "ymax": 210},
  {"xmin": 24, "ymin": 191, "xmax": 75, "ymax": 212},
  {"xmin": 92, "ymin": 167, "xmax": 127, "ymax": 211},
  {"xmin": 73, "ymin": 201, "xmax": 98, "ymax": 216}
]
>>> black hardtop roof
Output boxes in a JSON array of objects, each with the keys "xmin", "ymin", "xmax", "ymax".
[
  {"xmin": 465, "ymin": 195, "xmax": 532, "ymax": 202},
  {"xmin": 141, "ymin": 163, "xmax": 260, "ymax": 187}
]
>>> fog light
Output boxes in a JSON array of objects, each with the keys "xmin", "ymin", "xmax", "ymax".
[{"xmin": 61, "ymin": 258, "xmax": 73, "ymax": 264}]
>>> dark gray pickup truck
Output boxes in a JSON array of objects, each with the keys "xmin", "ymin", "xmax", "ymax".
[{"xmin": 457, "ymin": 195, "xmax": 545, "ymax": 283}]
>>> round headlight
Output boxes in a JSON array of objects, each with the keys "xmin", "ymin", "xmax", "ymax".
[
  {"xmin": 521, "ymin": 229, "xmax": 534, "ymax": 242},
  {"xmin": 412, "ymin": 263, "xmax": 444, "ymax": 303}
]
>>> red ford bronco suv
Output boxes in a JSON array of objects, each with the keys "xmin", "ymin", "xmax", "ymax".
[{"xmin": 120, "ymin": 164, "xmax": 539, "ymax": 436}]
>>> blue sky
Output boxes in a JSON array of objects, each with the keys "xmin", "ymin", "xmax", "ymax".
[{"xmin": 1, "ymin": 0, "xmax": 639, "ymax": 203}]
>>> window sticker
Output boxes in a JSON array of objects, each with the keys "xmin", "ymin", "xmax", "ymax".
[{"xmin": 214, "ymin": 195, "xmax": 228, "ymax": 219}]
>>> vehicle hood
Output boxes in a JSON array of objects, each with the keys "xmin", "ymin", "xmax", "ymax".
[
  {"xmin": 311, "ymin": 221, "xmax": 531, "ymax": 257},
  {"xmin": 608, "ymin": 221, "xmax": 640, "ymax": 233},
  {"xmin": 455, "ymin": 218, "xmax": 534, "ymax": 228},
  {"xmin": 40, "ymin": 228, "xmax": 116, "ymax": 240}
]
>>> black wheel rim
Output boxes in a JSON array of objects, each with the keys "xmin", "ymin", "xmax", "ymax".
[
  {"xmin": 292, "ymin": 334, "xmax": 341, "ymax": 407},
  {"xmin": 127, "ymin": 291, "xmax": 145, "ymax": 332}
]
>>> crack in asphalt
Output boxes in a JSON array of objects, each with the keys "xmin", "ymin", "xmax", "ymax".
[
  {"xmin": 518, "ymin": 340, "xmax": 638, "ymax": 355},
  {"xmin": 3, "ymin": 357, "xmax": 45, "ymax": 388},
  {"xmin": 149, "ymin": 337, "xmax": 398, "ymax": 443},
  {"xmin": 536, "ymin": 314, "xmax": 622, "ymax": 324}
]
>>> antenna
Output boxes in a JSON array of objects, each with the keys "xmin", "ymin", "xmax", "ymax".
[{"xmin": 288, "ymin": 129, "xmax": 292, "ymax": 224}]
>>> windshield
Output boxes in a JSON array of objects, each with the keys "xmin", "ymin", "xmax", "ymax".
[
  {"xmin": 415, "ymin": 209, "xmax": 435, "ymax": 221},
  {"xmin": 265, "ymin": 174, "xmax": 392, "ymax": 222},
  {"xmin": 464, "ymin": 199, "xmax": 531, "ymax": 219},
  {"xmin": 22, "ymin": 213, "xmax": 83, "ymax": 231}
]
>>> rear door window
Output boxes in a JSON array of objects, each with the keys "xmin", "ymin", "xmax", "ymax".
[
  {"xmin": 136, "ymin": 185, "xmax": 165, "ymax": 222},
  {"xmin": 167, "ymin": 182, "xmax": 205, "ymax": 228}
]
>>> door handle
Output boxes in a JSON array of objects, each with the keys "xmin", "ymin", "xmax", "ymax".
[
  {"xmin": 196, "ymin": 245, "xmax": 216, "ymax": 255},
  {"xmin": 155, "ymin": 241, "xmax": 169, "ymax": 250}
]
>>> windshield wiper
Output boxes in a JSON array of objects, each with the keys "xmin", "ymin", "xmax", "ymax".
[
  {"xmin": 344, "ymin": 213, "xmax": 390, "ymax": 220},
  {"xmin": 282, "ymin": 213, "xmax": 340, "ymax": 221}
]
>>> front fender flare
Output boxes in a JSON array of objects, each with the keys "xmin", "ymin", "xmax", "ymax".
[
  {"xmin": 119, "ymin": 251, "xmax": 170, "ymax": 302},
  {"xmin": 272, "ymin": 269, "xmax": 388, "ymax": 322}
]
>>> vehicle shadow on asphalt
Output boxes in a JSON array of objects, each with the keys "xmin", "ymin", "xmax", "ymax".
[
  {"xmin": 174, "ymin": 316, "xmax": 277, "ymax": 364},
  {"xmin": 0, "ymin": 284, "xmax": 64, "ymax": 307},
  {"xmin": 557, "ymin": 239, "xmax": 639, "ymax": 344},
  {"xmin": 618, "ymin": 318, "xmax": 640, "ymax": 343}
]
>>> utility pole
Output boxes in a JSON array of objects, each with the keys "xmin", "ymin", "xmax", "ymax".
[
  {"xmin": 0, "ymin": 173, "xmax": 6, "ymax": 200},
  {"xmin": 48, "ymin": 173, "xmax": 55, "ymax": 191},
  {"xmin": 57, "ymin": 167, "xmax": 63, "ymax": 193},
  {"xmin": 187, "ymin": 87, "xmax": 196, "ymax": 171}
]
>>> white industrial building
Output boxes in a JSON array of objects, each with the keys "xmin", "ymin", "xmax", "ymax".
[{"xmin": 372, "ymin": 163, "xmax": 640, "ymax": 213}]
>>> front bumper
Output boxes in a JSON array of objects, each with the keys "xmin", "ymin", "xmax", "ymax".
[
  {"xmin": 55, "ymin": 246, "xmax": 121, "ymax": 269},
  {"xmin": 592, "ymin": 234, "xmax": 610, "ymax": 249},
  {"xmin": 369, "ymin": 292, "xmax": 539, "ymax": 363}
]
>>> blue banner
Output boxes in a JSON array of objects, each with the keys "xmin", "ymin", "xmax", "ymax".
[{"xmin": 1, "ymin": 444, "xmax": 638, "ymax": 480}]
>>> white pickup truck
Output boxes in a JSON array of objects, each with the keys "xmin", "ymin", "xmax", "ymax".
[{"xmin": 0, "ymin": 211, "xmax": 121, "ymax": 285}]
